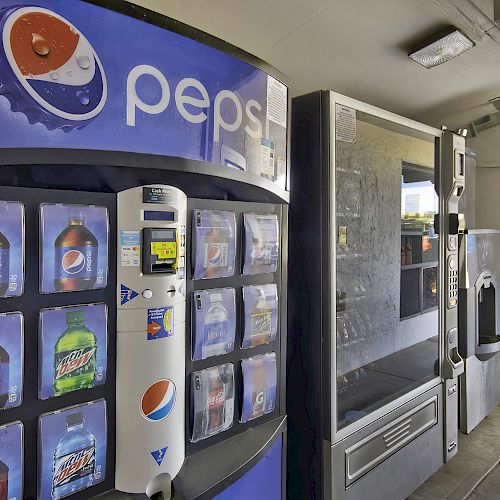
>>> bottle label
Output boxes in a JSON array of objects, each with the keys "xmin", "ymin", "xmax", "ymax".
[
  {"xmin": 54, "ymin": 246, "xmax": 98, "ymax": 279},
  {"xmin": 0, "ymin": 248, "xmax": 8, "ymax": 284},
  {"xmin": 55, "ymin": 347, "xmax": 96, "ymax": 381},
  {"xmin": 252, "ymin": 388, "xmax": 267, "ymax": 417},
  {"xmin": 207, "ymin": 386, "xmax": 225, "ymax": 431},
  {"xmin": 250, "ymin": 311, "xmax": 272, "ymax": 340},
  {"xmin": 53, "ymin": 445, "xmax": 95, "ymax": 489},
  {"xmin": 0, "ymin": 362, "xmax": 8, "ymax": 397},
  {"xmin": 204, "ymin": 320, "xmax": 229, "ymax": 346},
  {"xmin": 204, "ymin": 241, "xmax": 228, "ymax": 268}
]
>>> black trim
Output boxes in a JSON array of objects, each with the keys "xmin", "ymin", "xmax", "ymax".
[
  {"xmin": 0, "ymin": 149, "xmax": 289, "ymax": 204},
  {"xmin": 82, "ymin": 0, "xmax": 290, "ymax": 86}
]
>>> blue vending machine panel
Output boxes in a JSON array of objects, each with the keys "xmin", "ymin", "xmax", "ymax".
[{"xmin": 214, "ymin": 436, "xmax": 282, "ymax": 500}]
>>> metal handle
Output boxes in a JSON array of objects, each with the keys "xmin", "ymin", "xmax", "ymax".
[{"xmin": 443, "ymin": 328, "xmax": 464, "ymax": 379}]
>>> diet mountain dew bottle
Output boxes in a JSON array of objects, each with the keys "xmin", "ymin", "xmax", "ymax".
[{"xmin": 54, "ymin": 311, "xmax": 97, "ymax": 396}]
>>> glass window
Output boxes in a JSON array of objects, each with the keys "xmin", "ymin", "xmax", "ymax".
[{"xmin": 335, "ymin": 109, "xmax": 440, "ymax": 430}]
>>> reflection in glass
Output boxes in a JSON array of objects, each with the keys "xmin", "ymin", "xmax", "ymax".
[{"xmin": 335, "ymin": 111, "xmax": 440, "ymax": 430}]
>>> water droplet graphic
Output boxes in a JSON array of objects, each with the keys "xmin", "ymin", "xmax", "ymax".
[
  {"xmin": 32, "ymin": 33, "xmax": 49, "ymax": 56},
  {"xmin": 76, "ymin": 91, "xmax": 90, "ymax": 106},
  {"xmin": 22, "ymin": 17, "xmax": 31, "ymax": 25},
  {"xmin": 76, "ymin": 55, "xmax": 91, "ymax": 70},
  {"xmin": 50, "ymin": 72, "xmax": 58, "ymax": 81}
]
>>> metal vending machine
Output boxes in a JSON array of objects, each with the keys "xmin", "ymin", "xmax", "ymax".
[
  {"xmin": 458, "ymin": 150, "xmax": 500, "ymax": 434},
  {"xmin": 289, "ymin": 91, "xmax": 465, "ymax": 500},
  {"xmin": 0, "ymin": 1, "xmax": 289, "ymax": 499}
]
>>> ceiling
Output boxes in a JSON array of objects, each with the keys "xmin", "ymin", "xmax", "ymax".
[{"xmin": 128, "ymin": 0, "xmax": 500, "ymax": 131}]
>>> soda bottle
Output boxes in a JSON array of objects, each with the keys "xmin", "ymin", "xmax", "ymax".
[
  {"xmin": 0, "ymin": 346, "xmax": 9, "ymax": 409},
  {"xmin": 54, "ymin": 208, "xmax": 98, "ymax": 291},
  {"xmin": 202, "ymin": 300, "xmax": 229, "ymax": 359},
  {"xmin": 206, "ymin": 369, "xmax": 225, "ymax": 434},
  {"xmin": 52, "ymin": 412, "xmax": 96, "ymax": 499},
  {"xmin": 249, "ymin": 289, "xmax": 272, "ymax": 347},
  {"xmin": 54, "ymin": 311, "xmax": 97, "ymax": 396},
  {"xmin": 250, "ymin": 358, "xmax": 268, "ymax": 419},
  {"xmin": 202, "ymin": 212, "xmax": 230, "ymax": 278},
  {"xmin": 0, "ymin": 231, "xmax": 10, "ymax": 296},
  {"xmin": 0, "ymin": 459, "xmax": 8, "ymax": 500}
]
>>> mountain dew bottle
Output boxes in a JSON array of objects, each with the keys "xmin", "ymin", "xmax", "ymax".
[{"xmin": 54, "ymin": 311, "xmax": 97, "ymax": 396}]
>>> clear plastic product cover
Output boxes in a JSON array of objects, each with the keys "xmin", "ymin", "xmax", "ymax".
[
  {"xmin": 192, "ymin": 210, "xmax": 236, "ymax": 279},
  {"xmin": 39, "ymin": 303, "xmax": 108, "ymax": 400},
  {"xmin": 38, "ymin": 399, "xmax": 107, "ymax": 500},
  {"xmin": 191, "ymin": 363, "xmax": 234, "ymax": 442},
  {"xmin": 243, "ymin": 213, "xmax": 279, "ymax": 275},
  {"xmin": 242, "ymin": 284, "xmax": 279, "ymax": 348},
  {"xmin": 40, "ymin": 204, "xmax": 109, "ymax": 294},
  {"xmin": 0, "ymin": 201, "xmax": 24, "ymax": 298},
  {"xmin": 0, "ymin": 312, "xmax": 23, "ymax": 410},
  {"xmin": 192, "ymin": 288, "xmax": 236, "ymax": 360},
  {"xmin": 241, "ymin": 352, "xmax": 277, "ymax": 423},
  {"xmin": 0, "ymin": 421, "xmax": 23, "ymax": 500}
]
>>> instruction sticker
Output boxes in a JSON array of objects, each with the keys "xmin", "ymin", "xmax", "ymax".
[
  {"xmin": 151, "ymin": 241, "xmax": 176, "ymax": 260},
  {"xmin": 120, "ymin": 230, "xmax": 141, "ymax": 267},
  {"xmin": 261, "ymin": 138, "xmax": 276, "ymax": 177},
  {"xmin": 147, "ymin": 306, "xmax": 174, "ymax": 340},
  {"xmin": 336, "ymin": 104, "xmax": 356, "ymax": 143},
  {"xmin": 267, "ymin": 76, "xmax": 288, "ymax": 128}
]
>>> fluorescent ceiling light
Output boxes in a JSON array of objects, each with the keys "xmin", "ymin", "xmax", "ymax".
[{"xmin": 409, "ymin": 29, "xmax": 474, "ymax": 68}]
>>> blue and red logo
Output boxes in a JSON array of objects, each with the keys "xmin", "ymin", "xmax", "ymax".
[
  {"xmin": 0, "ymin": 6, "xmax": 107, "ymax": 129},
  {"xmin": 62, "ymin": 249, "xmax": 86, "ymax": 274},
  {"xmin": 141, "ymin": 379, "xmax": 176, "ymax": 422}
]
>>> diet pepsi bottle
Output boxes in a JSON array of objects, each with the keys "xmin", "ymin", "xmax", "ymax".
[
  {"xmin": 54, "ymin": 311, "xmax": 97, "ymax": 396},
  {"xmin": 0, "ymin": 231, "xmax": 10, "ymax": 296},
  {"xmin": 52, "ymin": 412, "xmax": 96, "ymax": 499},
  {"xmin": 54, "ymin": 209, "xmax": 98, "ymax": 291},
  {"xmin": 0, "ymin": 459, "xmax": 8, "ymax": 500},
  {"xmin": 0, "ymin": 345, "xmax": 9, "ymax": 409}
]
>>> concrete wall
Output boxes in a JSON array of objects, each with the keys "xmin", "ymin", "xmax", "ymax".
[{"xmin": 476, "ymin": 166, "xmax": 500, "ymax": 229}]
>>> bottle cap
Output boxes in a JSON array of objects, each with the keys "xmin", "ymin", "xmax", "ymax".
[
  {"xmin": 66, "ymin": 412, "xmax": 84, "ymax": 427},
  {"xmin": 0, "ymin": 6, "xmax": 107, "ymax": 131},
  {"xmin": 68, "ymin": 207, "xmax": 85, "ymax": 223},
  {"xmin": 66, "ymin": 311, "xmax": 84, "ymax": 325}
]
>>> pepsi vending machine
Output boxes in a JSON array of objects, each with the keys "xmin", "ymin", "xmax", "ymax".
[{"xmin": 0, "ymin": 1, "xmax": 289, "ymax": 499}]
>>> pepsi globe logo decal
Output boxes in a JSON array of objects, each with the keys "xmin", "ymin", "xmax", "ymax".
[
  {"xmin": 62, "ymin": 249, "xmax": 85, "ymax": 274},
  {"xmin": 0, "ymin": 6, "xmax": 107, "ymax": 129},
  {"xmin": 141, "ymin": 379, "xmax": 176, "ymax": 422}
]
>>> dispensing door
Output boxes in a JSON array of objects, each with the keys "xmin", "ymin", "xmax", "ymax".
[{"xmin": 328, "ymin": 93, "xmax": 464, "ymax": 486}]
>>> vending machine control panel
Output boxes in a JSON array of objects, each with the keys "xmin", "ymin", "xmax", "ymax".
[
  {"xmin": 441, "ymin": 131, "xmax": 465, "ymax": 463},
  {"xmin": 115, "ymin": 185, "xmax": 187, "ymax": 497},
  {"xmin": 142, "ymin": 228, "xmax": 178, "ymax": 274}
]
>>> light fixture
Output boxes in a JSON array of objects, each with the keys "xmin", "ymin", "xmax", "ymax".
[{"xmin": 409, "ymin": 28, "xmax": 474, "ymax": 68}]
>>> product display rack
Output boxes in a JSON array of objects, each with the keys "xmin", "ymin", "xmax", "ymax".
[{"xmin": 0, "ymin": 185, "xmax": 117, "ymax": 500}]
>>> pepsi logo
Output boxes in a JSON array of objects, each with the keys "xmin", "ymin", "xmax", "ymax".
[
  {"xmin": 208, "ymin": 244, "xmax": 222, "ymax": 265},
  {"xmin": 141, "ymin": 379, "xmax": 176, "ymax": 422},
  {"xmin": 62, "ymin": 250, "xmax": 85, "ymax": 274},
  {"xmin": 1, "ymin": 7, "xmax": 107, "ymax": 124}
]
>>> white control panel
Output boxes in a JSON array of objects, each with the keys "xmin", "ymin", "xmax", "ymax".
[{"xmin": 115, "ymin": 185, "xmax": 186, "ymax": 496}]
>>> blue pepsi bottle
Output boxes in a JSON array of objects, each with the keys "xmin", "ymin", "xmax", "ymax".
[
  {"xmin": 52, "ymin": 412, "xmax": 96, "ymax": 499},
  {"xmin": 0, "ymin": 231, "xmax": 9, "ymax": 296},
  {"xmin": 54, "ymin": 209, "xmax": 98, "ymax": 292}
]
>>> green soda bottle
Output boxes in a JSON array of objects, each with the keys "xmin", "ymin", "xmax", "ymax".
[{"xmin": 53, "ymin": 311, "xmax": 97, "ymax": 396}]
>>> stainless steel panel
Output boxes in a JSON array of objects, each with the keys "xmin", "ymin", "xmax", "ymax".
[
  {"xmin": 328, "ymin": 385, "xmax": 443, "ymax": 500},
  {"xmin": 345, "ymin": 396, "xmax": 438, "ymax": 486},
  {"xmin": 460, "ymin": 355, "xmax": 500, "ymax": 433}
]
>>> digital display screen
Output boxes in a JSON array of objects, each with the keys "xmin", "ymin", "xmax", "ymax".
[
  {"xmin": 152, "ymin": 229, "xmax": 176, "ymax": 240},
  {"xmin": 143, "ymin": 211, "xmax": 175, "ymax": 221}
]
